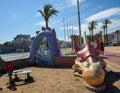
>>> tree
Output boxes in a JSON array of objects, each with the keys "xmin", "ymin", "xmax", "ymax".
[
  {"xmin": 38, "ymin": 4, "xmax": 59, "ymax": 28},
  {"xmin": 70, "ymin": 34, "xmax": 79, "ymax": 51},
  {"xmin": 101, "ymin": 25, "xmax": 106, "ymax": 44},
  {"xmin": 88, "ymin": 21, "xmax": 97, "ymax": 41},
  {"xmin": 95, "ymin": 31, "xmax": 103, "ymax": 43},
  {"xmin": 103, "ymin": 19, "xmax": 111, "ymax": 46},
  {"xmin": 95, "ymin": 31, "xmax": 102, "ymax": 37},
  {"xmin": 88, "ymin": 26, "xmax": 92, "ymax": 41},
  {"xmin": 86, "ymin": 35, "xmax": 91, "ymax": 41}
]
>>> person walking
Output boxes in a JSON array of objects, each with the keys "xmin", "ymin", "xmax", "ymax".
[{"xmin": 100, "ymin": 42, "xmax": 104, "ymax": 55}]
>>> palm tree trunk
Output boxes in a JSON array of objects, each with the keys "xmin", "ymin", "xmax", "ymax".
[
  {"xmin": 90, "ymin": 31, "xmax": 92, "ymax": 42},
  {"xmin": 71, "ymin": 39, "xmax": 74, "ymax": 51},
  {"xmin": 45, "ymin": 20, "xmax": 48, "ymax": 28},
  {"xmin": 104, "ymin": 29, "xmax": 105, "ymax": 46},
  {"xmin": 89, "ymin": 30, "xmax": 92, "ymax": 42},
  {"xmin": 106, "ymin": 28, "xmax": 108, "ymax": 46},
  {"xmin": 92, "ymin": 30, "xmax": 94, "ymax": 41}
]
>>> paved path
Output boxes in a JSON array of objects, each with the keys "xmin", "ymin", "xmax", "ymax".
[
  {"xmin": 0, "ymin": 52, "xmax": 29, "ymax": 61},
  {"xmin": 104, "ymin": 52, "xmax": 120, "ymax": 70}
]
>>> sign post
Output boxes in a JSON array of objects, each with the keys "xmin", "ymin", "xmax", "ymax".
[
  {"xmin": 6, "ymin": 61, "xmax": 16, "ymax": 90},
  {"xmin": 6, "ymin": 61, "xmax": 14, "ymax": 73}
]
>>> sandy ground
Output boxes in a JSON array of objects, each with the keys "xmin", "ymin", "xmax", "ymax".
[
  {"xmin": 0, "ymin": 66, "xmax": 120, "ymax": 93},
  {"xmin": 0, "ymin": 67, "xmax": 88, "ymax": 93},
  {"xmin": 105, "ymin": 46, "xmax": 120, "ymax": 53}
]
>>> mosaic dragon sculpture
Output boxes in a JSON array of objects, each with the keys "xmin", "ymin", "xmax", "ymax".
[{"xmin": 72, "ymin": 36, "xmax": 106, "ymax": 90}]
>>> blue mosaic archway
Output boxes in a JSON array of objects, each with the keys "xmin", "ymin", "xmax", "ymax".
[{"xmin": 29, "ymin": 27, "xmax": 62, "ymax": 66}]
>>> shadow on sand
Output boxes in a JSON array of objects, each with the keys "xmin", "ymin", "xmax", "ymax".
[
  {"xmin": 97, "ymin": 71, "xmax": 120, "ymax": 93},
  {"xmin": 7, "ymin": 77, "xmax": 35, "ymax": 91}
]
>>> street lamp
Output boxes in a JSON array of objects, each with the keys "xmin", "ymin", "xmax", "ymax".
[{"xmin": 77, "ymin": 0, "xmax": 82, "ymax": 47}]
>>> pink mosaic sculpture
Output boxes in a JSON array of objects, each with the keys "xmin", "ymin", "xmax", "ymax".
[{"xmin": 72, "ymin": 36, "xmax": 106, "ymax": 87}]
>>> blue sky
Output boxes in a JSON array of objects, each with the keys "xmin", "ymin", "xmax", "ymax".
[{"xmin": 0, "ymin": 0, "xmax": 120, "ymax": 44}]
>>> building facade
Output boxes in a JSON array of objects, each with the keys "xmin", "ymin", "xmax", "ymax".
[
  {"xmin": 12, "ymin": 34, "xmax": 31, "ymax": 45},
  {"xmin": 0, "ymin": 34, "xmax": 32, "ymax": 54},
  {"xmin": 108, "ymin": 30, "xmax": 120, "ymax": 46}
]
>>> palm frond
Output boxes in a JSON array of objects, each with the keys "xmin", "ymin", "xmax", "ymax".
[
  {"xmin": 48, "ymin": 9, "xmax": 59, "ymax": 17},
  {"xmin": 38, "ymin": 10, "xmax": 45, "ymax": 18},
  {"xmin": 38, "ymin": 4, "xmax": 59, "ymax": 28}
]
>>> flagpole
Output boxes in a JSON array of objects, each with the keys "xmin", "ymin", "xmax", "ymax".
[{"xmin": 63, "ymin": 18, "xmax": 66, "ymax": 53}]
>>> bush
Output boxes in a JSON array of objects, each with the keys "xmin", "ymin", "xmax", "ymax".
[{"xmin": 66, "ymin": 51, "xmax": 76, "ymax": 55}]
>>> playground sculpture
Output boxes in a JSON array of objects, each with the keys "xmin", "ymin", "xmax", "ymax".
[
  {"xmin": 29, "ymin": 27, "xmax": 76, "ymax": 67},
  {"xmin": 72, "ymin": 36, "xmax": 106, "ymax": 91},
  {"xmin": 29, "ymin": 27, "xmax": 61, "ymax": 66}
]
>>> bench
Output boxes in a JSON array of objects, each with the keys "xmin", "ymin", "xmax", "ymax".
[
  {"xmin": 6, "ymin": 70, "xmax": 33, "ymax": 82},
  {"xmin": 6, "ymin": 70, "xmax": 33, "ymax": 90},
  {"xmin": 13, "ymin": 70, "xmax": 32, "ymax": 81}
]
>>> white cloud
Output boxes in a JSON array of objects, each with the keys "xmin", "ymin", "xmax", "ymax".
[
  {"xmin": 49, "ymin": 20, "xmax": 61, "ymax": 27},
  {"xmin": 72, "ymin": 24, "xmax": 93, "ymax": 37},
  {"xmin": 108, "ymin": 19, "xmax": 120, "ymax": 32},
  {"xmin": 35, "ymin": 20, "xmax": 61, "ymax": 28},
  {"xmin": 81, "ymin": 23, "xmax": 89, "ymax": 35},
  {"xmin": 60, "ymin": 24, "xmax": 87, "ymax": 37},
  {"xmin": 86, "ymin": 8, "xmax": 120, "ymax": 22},
  {"xmin": 56, "ymin": 3, "xmax": 71, "ymax": 10},
  {"xmin": 35, "ymin": 21, "xmax": 45, "ymax": 26},
  {"xmin": 60, "ymin": 24, "xmax": 78, "ymax": 31},
  {"xmin": 58, "ymin": 0, "xmax": 84, "ymax": 9},
  {"xmin": 35, "ymin": 12, "xmax": 41, "ymax": 17}
]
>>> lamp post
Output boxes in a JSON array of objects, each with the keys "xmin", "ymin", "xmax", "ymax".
[{"xmin": 77, "ymin": 0, "xmax": 82, "ymax": 47}]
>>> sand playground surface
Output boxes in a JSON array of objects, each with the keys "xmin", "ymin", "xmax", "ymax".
[
  {"xmin": 0, "ymin": 66, "xmax": 120, "ymax": 93},
  {"xmin": 0, "ymin": 67, "xmax": 86, "ymax": 93}
]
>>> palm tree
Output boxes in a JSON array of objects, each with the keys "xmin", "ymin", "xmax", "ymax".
[
  {"xmin": 101, "ymin": 25, "xmax": 106, "ymax": 45},
  {"xmin": 86, "ymin": 35, "xmax": 91, "ymax": 40},
  {"xmin": 88, "ymin": 21, "xmax": 97, "ymax": 41},
  {"xmin": 95, "ymin": 31, "xmax": 103, "ymax": 44},
  {"xmin": 95, "ymin": 31, "xmax": 102, "ymax": 37},
  {"xmin": 103, "ymin": 19, "xmax": 112, "ymax": 46},
  {"xmin": 70, "ymin": 34, "xmax": 79, "ymax": 51},
  {"xmin": 88, "ymin": 26, "xmax": 92, "ymax": 41},
  {"xmin": 38, "ymin": 4, "xmax": 59, "ymax": 28}
]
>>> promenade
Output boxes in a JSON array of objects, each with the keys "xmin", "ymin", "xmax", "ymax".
[
  {"xmin": 104, "ymin": 46, "xmax": 120, "ymax": 72},
  {"xmin": 104, "ymin": 46, "xmax": 120, "ymax": 68},
  {"xmin": 105, "ymin": 52, "xmax": 120, "ymax": 69}
]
